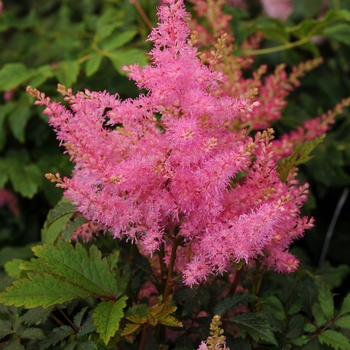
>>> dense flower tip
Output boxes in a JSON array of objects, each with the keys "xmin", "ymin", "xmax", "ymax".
[{"xmin": 31, "ymin": 0, "xmax": 313, "ymax": 285}]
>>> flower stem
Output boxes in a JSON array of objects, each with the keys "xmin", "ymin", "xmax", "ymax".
[
  {"xmin": 228, "ymin": 267, "xmax": 244, "ymax": 295},
  {"xmin": 242, "ymin": 37, "xmax": 310, "ymax": 56}
]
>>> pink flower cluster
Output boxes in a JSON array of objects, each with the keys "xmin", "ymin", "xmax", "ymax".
[{"xmin": 29, "ymin": 0, "xmax": 313, "ymax": 285}]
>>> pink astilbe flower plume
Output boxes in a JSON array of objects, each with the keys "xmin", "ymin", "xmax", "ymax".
[{"xmin": 28, "ymin": 0, "xmax": 312, "ymax": 285}]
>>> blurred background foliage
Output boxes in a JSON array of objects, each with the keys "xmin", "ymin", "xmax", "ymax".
[{"xmin": 0, "ymin": 0, "xmax": 350, "ymax": 296}]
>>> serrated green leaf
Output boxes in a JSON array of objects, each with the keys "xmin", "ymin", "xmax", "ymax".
[
  {"xmin": 297, "ymin": 275, "xmax": 318, "ymax": 318},
  {"xmin": 74, "ymin": 306, "xmax": 90, "ymax": 328},
  {"xmin": 109, "ymin": 49, "xmax": 148, "ymax": 75},
  {"xmin": 261, "ymin": 295, "xmax": 285, "ymax": 322},
  {"xmin": 318, "ymin": 329, "xmax": 350, "ymax": 350},
  {"xmin": 318, "ymin": 283, "xmax": 334, "ymax": 320},
  {"xmin": 213, "ymin": 294, "xmax": 255, "ymax": 317},
  {"xmin": 229, "ymin": 313, "xmax": 278, "ymax": 346},
  {"xmin": 339, "ymin": 294, "xmax": 350, "ymax": 317},
  {"xmin": 102, "ymin": 30, "xmax": 137, "ymax": 51},
  {"xmin": 8, "ymin": 105, "xmax": 31, "ymax": 143},
  {"xmin": 304, "ymin": 322, "xmax": 317, "ymax": 333},
  {"xmin": 3, "ymin": 338, "xmax": 24, "ymax": 350},
  {"xmin": 4, "ymin": 259, "xmax": 24, "ymax": 278},
  {"xmin": 85, "ymin": 54, "xmax": 103, "ymax": 77},
  {"xmin": 55, "ymin": 60, "xmax": 80, "ymax": 87},
  {"xmin": 33, "ymin": 241, "xmax": 118, "ymax": 297},
  {"xmin": 278, "ymin": 135, "xmax": 325, "ymax": 182},
  {"xmin": 0, "ymin": 63, "xmax": 35, "ymax": 91},
  {"xmin": 312, "ymin": 302, "xmax": 327, "ymax": 328},
  {"xmin": 77, "ymin": 315, "xmax": 96, "ymax": 338},
  {"xmin": 335, "ymin": 315, "xmax": 350, "ymax": 329},
  {"xmin": 93, "ymin": 297, "xmax": 127, "ymax": 344},
  {"xmin": 286, "ymin": 315, "xmax": 304, "ymax": 339},
  {"xmin": 125, "ymin": 314, "xmax": 147, "ymax": 324},
  {"xmin": 324, "ymin": 24, "xmax": 350, "ymax": 45},
  {"xmin": 38, "ymin": 325, "xmax": 75, "ymax": 349},
  {"xmin": 21, "ymin": 306, "xmax": 54, "ymax": 326},
  {"xmin": 0, "ymin": 272, "xmax": 91, "ymax": 308},
  {"xmin": 148, "ymin": 297, "xmax": 177, "ymax": 327},
  {"xmin": 121, "ymin": 323, "xmax": 142, "ymax": 336},
  {"xmin": 20, "ymin": 327, "xmax": 45, "ymax": 340},
  {"xmin": 0, "ymin": 319, "xmax": 13, "ymax": 338},
  {"xmin": 159, "ymin": 315, "xmax": 182, "ymax": 327},
  {"xmin": 73, "ymin": 340, "xmax": 98, "ymax": 350},
  {"xmin": 289, "ymin": 335, "xmax": 310, "ymax": 346}
]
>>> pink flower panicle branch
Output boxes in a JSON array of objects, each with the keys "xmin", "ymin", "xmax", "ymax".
[{"xmin": 28, "ymin": 0, "xmax": 313, "ymax": 285}]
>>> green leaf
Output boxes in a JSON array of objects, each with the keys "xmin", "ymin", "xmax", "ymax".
[
  {"xmin": 93, "ymin": 297, "xmax": 127, "ymax": 344},
  {"xmin": 0, "ymin": 244, "xmax": 35, "ymax": 268},
  {"xmin": 289, "ymin": 335, "xmax": 310, "ymax": 346},
  {"xmin": 73, "ymin": 340, "xmax": 98, "ymax": 350},
  {"xmin": 3, "ymin": 338, "xmax": 24, "ymax": 350},
  {"xmin": 33, "ymin": 241, "xmax": 118, "ymax": 297},
  {"xmin": 0, "ymin": 103, "xmax": 16, "ymax": 150},
  {"xmin": 8, "ymin": 105, "xmax": 31, "ymax": 143},
  {"xmin": 297, "ymin": 275, "xmax": 319, "ymax": 318},
  {"xmin": 41, "ymin": 198, "xmax": 76, "ymax": 243},
  {"xmin": 109, "ymin": 49, "xmax": 148, "ymax": 74},
  {"xmin": 324, "ymin": 24, "xmax": 350, "ymax": 45},
  {"xmin": 213, "ymin": 294, "xmax": 255, "ymax": 317},
  {"xmin": 60, "ymin": 217, "xmax": 88, "ymax": 242},
  {"xmin": 8, "ymin": 160, "xmax": 42, "ymax": 198},
  {"xmin": 339, "ymin": 294, "xmax": 350, "ymax": 317},
  {"xmin": 77, "ymin": 315, "xmax": 96, "ymax": 338},
  {"xmin": 55, "ymin": 60, "xmax": 80, "ymax": 87},
  {"xmin": 0, "ymin": 63, "xmax": 35, "ymax": 91},
  {"xmin": 287, "ymin": 315, "xmax": 305, "ymax": 339},
  {"xmin": 0, "ymin": 272, "xmax": 91, "ymax": 308},
  {"xmin": 121, "ymin": 323, "xmax": 142, "ymax": 336},
  {"xmin": 85, "ymin": 54, "xmax": 103, "ymax": 77},
  {"xmin": 0, "ymin": 319, "xmax": 13, "ymax": 338},
  {"xmin": 28, "ymin": 64, "xmax": 54, "ymax": 88},
  {"xmin": 335, "ymin": 315, "xmax": 350, "ymax": 329},
  {"xmin": 148, "ymin": 296, "xmax": 181, "ymax": 327},
  {"xmin": 318, "ymin": 283, "xmax": 334, "ymax": 320},
  {"xmin": 74, "ymin": 306, "xmax": 90, "ymax": 328},
  {"xmin": 277, "ymin": 134, "xmax": 325, "ymax": 182},
  {"xmin": 101, "ymin": 30, "xmax": 137, "ymax": 51},
  {"xmin": 4, "ymin": 259, "xmax": 24, "ymax": 278},
  {"xmin": 229, "ymin": 313, "xmax": 278, "ymax": 346},
  {"xmin": 39, "ymin": 325, "xmax": 75, "ymax": 349},
  {"xmin": 261, "ymin": 295, "xmax": 285, "ymax": 322},
  {"xmin": 304, "ymin": 322, "xmax": 317, "ymax": 333},
  {"xmin": 318, "ymin": 329, "xmax": 350, "ymax": 350},
  {"xmin": 312, "ymin": 302, "xmax": 327, "ymax": 328},
  {"xmin": 42, "ymin": 213, "xmax": 73, "ymax": 244},
  {"xmin": 21, "ymin": 306, "xmax": 54, "ymax": 326},
  {"xmin": 20, "ymin": 327, "xmax": 45, "ymax": 340}
]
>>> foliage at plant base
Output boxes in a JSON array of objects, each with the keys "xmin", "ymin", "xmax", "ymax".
[{"xmin": 1, "ymin": 0, "xmax": 350, "ymax": 349}]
